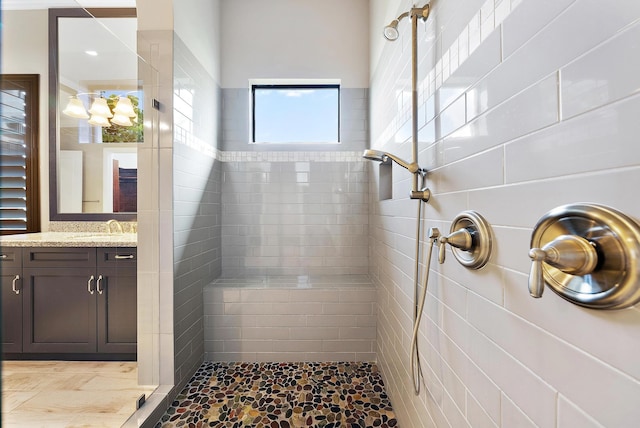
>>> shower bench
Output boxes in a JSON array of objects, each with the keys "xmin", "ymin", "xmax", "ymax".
[{"xmin": 203, "ymin": 274, "xmax": 376, "ymax": 362}]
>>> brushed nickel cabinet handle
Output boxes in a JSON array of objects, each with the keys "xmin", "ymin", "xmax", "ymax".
[
  {"xmin": 114, "ymin": 254, "xmax": 134, "ymax": 260},
  {"xmin": 87, "ymin": 275, "xmax": 95, "ymax": 295},
  {"xmin": 0, "ymin": 254, "xmax": 8, "ymax": 259},
  {"xmin": 12, "ymin": 275, "xmax": 20, "ymax": 295},
  {"xmin": 96, "ymin": 275, "xmax": 104, "ymax": 295}
]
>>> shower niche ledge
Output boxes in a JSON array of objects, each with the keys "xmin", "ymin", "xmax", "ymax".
[{"xmin": 377, "ymin": 162, "xmax": 393, "ymax": 201}]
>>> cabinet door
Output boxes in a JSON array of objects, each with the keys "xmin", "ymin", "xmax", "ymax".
[
  {"xmin": 96, "ymin": 266, "xmax": 137, "ymax": 354},
  {"xmin": 22, "ymin": 267, "xmax": 97, "ymax": 353},
  {"xmin": 1, "ymin": 270, "xmax": 23, "ymax": 353}
]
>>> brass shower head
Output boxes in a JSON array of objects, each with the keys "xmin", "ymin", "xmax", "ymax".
[{"xmin": 383, "ymin": 4, "xmax": 430, "ymax": 41}]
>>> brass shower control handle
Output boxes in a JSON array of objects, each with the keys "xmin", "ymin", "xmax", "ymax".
[
  {"xmin": 528, "ymin": 235, "xmax": 598, "ymax": 298},
  {"xmin": 528, "ymin": 203, "xmax": 640, "ymax": 309},
  {"xmin": 440, "ymin": 211, "xmax": 493, "ymax": 269},
  {"xmin": 438, "ymin": 228, "xmax": 473, "ymax": 264}
]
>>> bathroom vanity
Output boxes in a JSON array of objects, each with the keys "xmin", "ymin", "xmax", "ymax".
[{"xmin": 0, "ymin": 233, "xmax": 137, "ymax": 360}]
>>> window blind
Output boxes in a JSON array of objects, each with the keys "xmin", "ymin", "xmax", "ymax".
[{"xmin": 0, "ymin": 75, "xmax": 39, "ymax": 234}]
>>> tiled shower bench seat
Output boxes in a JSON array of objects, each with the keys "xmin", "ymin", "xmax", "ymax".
[{"xmin": 203, "ymin": 275, "xmax": 376, "ymax": 362}]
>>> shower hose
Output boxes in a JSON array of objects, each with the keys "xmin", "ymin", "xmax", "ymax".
[{"xmin": 411, "ymin": 200, "xmax": 439, "ymax": 395}]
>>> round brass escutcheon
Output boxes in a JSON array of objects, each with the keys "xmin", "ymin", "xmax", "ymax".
[
  {"xmin": 530, "ymin": 203, "xmax": 640, "ymax": 310},
  {"xmin": 449, "ymin": 211, "xmax": 493, "ymax": 270}
]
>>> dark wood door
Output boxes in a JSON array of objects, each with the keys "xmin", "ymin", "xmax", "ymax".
[
  {"xmin": 113, "ymin": 162, "xmax": 137, "ymax": 213},
  {"xmin": 1, "ymin": 269, "xmax": 23, "ymax": 353},
  {"xmin": 96, "ymin": 266, "xmax": 137, "ymax": 353},
  {"xmin": 22, "ymin": 267, "xmax": 97, "ymax": 353},
  {"xmin": 118, "ymin": 168, "xmax": 137, "ymax": 212}
]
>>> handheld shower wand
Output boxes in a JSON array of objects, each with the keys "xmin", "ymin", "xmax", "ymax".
[
  {"xmin": 363, "ymin": 149, "xmax": 431, "ymax": 201},
  {"xmin": 363, "ymin": 149, "xmax": 421, "ymax": 174}
]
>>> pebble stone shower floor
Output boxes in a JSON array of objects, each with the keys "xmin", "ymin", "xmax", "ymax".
[{"xmin": 156, "ymin": 361, "xmax": 398, "ymax": 428}]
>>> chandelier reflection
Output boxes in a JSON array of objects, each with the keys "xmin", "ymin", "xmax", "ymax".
[{"xmin": 62, "ymin": 92, "xmax": 139, "ymax": 128}]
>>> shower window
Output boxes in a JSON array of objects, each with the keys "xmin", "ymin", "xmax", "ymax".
[{"xmin": 251, "ymin": 83, "xmax": 340, "ymax": 144}]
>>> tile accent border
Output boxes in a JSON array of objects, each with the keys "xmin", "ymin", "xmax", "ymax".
[{"xmin": 220, "ymin": 151, "xmax": 366, "ymax": 163}]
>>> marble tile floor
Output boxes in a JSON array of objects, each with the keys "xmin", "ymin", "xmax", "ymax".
[
  {"xmin": 2, "ymin": 361, "xmax": 156, "ymax": 428},
  {"xmin": 156, "ymin": 361, "xmax": 397, "ymax": 428}
]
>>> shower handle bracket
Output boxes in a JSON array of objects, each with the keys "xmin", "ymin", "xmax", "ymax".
[
  {"xmin": 410, "ymin": 188, "xmax": 431, "ymax": 202},
  {"xmin": 410, "ymin": 4, "xmax": 430, "ymax": 21},
  {"xmin": 410, "ymin": 169, "xmax": 430, "ymax": 202}
]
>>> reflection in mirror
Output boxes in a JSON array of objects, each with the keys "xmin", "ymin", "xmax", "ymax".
[
  {"xmin": 0, "ymin": 75, "xmax": 40, "ymax": 234},
  {"xmin": 50, "ymin": 8, "xmax": 140, "ymax": 220}
]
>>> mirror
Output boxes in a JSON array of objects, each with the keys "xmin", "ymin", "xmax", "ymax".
[{"xmin": 49, "ymin": 8, "xmax": 140, "ymax": 220}]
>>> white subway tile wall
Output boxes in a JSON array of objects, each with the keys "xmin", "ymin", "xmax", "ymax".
[
  {"xmin": 208, "ymin": 86, "xmax": 373, "ymax": 359},
  {"xmin": 208, "ymin": 77, "xmax": 372, "ymax": 362},
  {"xmin": 136, "ymin": 29, "xmax": 175, "ymax": 388},
  {"xmin": 203, "ymin": 277, "xmax": 376, "ymax": 362},
  {"xmin": 221, "ymin": 157, "xmax": 369, "ymax": 276},
  {"xmin": 370, "ymin": 0, "xmax": 640, "ymax": 427},
  {"xmin": 171, "ymin": 35, "xmax": 222, "ymax": 389}
]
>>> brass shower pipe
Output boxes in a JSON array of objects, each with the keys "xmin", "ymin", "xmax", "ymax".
[
  {"xmin": 383, "ymin": 4, "xmax": 431, "ymax": 202},
  {"xmin": 374, "ymin": 3, "xmax": 433, "ymax": 398}
]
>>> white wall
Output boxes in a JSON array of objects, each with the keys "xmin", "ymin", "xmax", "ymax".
[
  {"xmin": 370, "ymin": 0, "xmax": 640, "ymax": 427},
  {"xmin": 137, "ymin": 0, "xmax": 172, "ymax": 30},
  {"xmin": 174, "ymin": 0, "xmax": 221, "ymax": 83},
  {"xmin": 219, "ymin": 0, "xmax": 370, "ymax": 154},
  {"xmin": 2, "ymin": 10, "xmax": 50, "ymax": 231},
  {"xmin": 221, "ymin": 155, "xmax": 369, "ymax": 277},
  {"xmin": 171, "ymin": 32, "xmax": 223, "ymax": 399},
  {"xmin": 133, "ymin": 0, "xmax": 225, "ymax": 408},
  {"xmin": 135, "ymin": 0, "xmax": 176, "ymax": 396},
  {"xmin": 221, "ymin": 0, "xmax": 369, "ymax": 88},
  {"xmin": 172, "ymin": 0, "xmax": 223, "ymax": 404}
]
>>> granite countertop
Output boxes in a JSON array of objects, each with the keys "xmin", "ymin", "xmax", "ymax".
[{"xmin": 0, "ymin": 232, "xmax": 137, "ymax": 247}]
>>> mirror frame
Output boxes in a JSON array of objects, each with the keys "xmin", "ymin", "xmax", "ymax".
[{"xmin": 48, "ymin": 8, "xmax": 138, "ymax": 221}]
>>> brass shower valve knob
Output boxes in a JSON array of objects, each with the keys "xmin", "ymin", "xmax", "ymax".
[
  {"xmin": 438, "ymin": 211, "xmax": 493, "ymax": 270},
  {"xmin": 528, "ymin": 235, "xmax": 598, "ymax": 298},
  {"xmin": 528, "ymin": 203, "xmax": 640, "ymax": 309}
]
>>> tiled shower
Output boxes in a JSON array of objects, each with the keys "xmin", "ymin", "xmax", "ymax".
[
  {"xmin": 137, "ymin": 0, "xmax": 640, "ymax": 426},
  {"xmin": 219, "ymin": 153, "xmax": 368, "ymax": 277},
  {"xmin": 203, "ymin": 82, "xmax": 374, "ymax": 361},
  {"xmin": 369, "ymin": 0, "xmax": 640, "ymax": 427}
]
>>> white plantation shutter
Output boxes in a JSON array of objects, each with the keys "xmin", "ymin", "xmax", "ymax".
[{"xmin": 0, "ymin": 75, "xmax": 40, "ymax": 234}]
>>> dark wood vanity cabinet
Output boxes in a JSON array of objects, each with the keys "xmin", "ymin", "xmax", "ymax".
[
  {"xmin": 1, "ymin": 248, "xmax": 24, "ymax": 353},
  {"xmin": 96, "ymin": 248, "xmax": 137, "ymax": 354},
  {"xmin": 22, "ymin": 265, "xmax": 98, "ymax": 353},
  {"xmin": 3, "ymin": 247, "xmax": 136, "ymax": 358}
]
